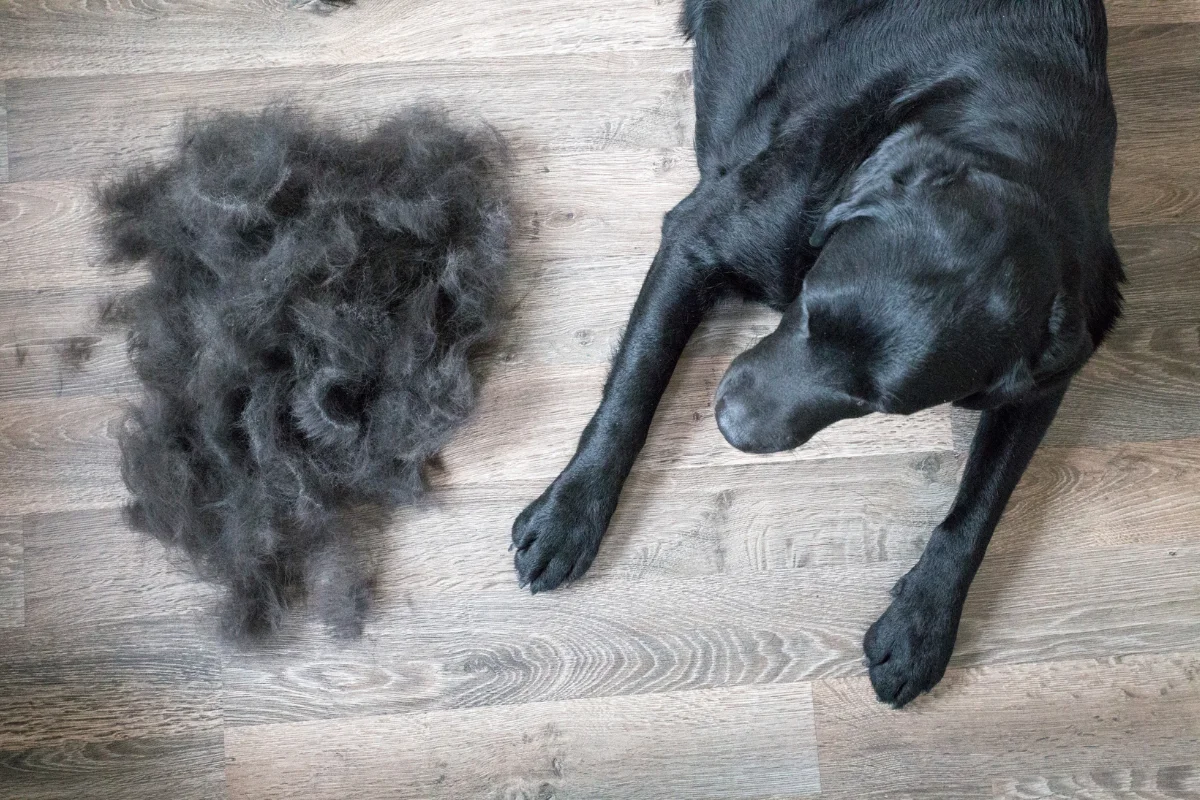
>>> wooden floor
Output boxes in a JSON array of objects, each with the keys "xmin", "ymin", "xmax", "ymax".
[{"xmin": 2, "ymin": 1, "xmax": 1200, "ymax": 797}]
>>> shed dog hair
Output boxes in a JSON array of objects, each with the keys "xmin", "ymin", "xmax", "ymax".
[{"xmin": 100, "ymin": 107, "xmax": 510, "ymax": 637}]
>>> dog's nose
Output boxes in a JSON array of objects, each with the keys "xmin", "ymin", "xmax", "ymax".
[
  {"xmin": 716, "ymin": 366, "xmax": 764, "ymax": 453},
  {"xmin": 715, "ymin": 393, "xmax": 767, "ymax": 453}
]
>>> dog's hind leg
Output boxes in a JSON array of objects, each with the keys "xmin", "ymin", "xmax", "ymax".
[
  {"xmin": 863, "ymin": 383, "xmax": 1069, "ymax": 707},
  {"xmin": 511, "ymin": 194, "xmax": 722, "ymax": 593}
]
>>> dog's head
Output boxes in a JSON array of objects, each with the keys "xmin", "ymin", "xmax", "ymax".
[{"xmin": 715, "ymin": 127, "xmax": 1092, "ymax": 453}]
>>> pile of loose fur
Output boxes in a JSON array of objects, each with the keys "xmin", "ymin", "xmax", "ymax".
[{"xmin": 99, "ymin": 107, "xmax": 510, "ymax": 637}]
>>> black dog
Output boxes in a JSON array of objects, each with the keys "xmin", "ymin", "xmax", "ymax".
[{"xmin": 513, "ymin": 0, "xmax": 1123, "ymax": 707}]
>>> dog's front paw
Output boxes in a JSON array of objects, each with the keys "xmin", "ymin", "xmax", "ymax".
[
  {"xmin": 511, "ymin": 475, "xmax": 615, "ymax": 594},
  {"xmin": 863, "ymin": 570, "xmax": 963, "ymax": 708}
]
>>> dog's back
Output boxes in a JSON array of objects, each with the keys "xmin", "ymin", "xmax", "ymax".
[
  {"xmin": 686, "ymin": 0, "xmax": 1116, "ymax": 189},
  {"xmin": 686, "ymin": 0, "xmax": 1121, "ymax": 335}
]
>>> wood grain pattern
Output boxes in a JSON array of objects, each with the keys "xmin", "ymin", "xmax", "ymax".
[
  {"xmin": 0, "ymin": 733, "xmax": 229, "ymax": 800},
  {"xmin": 994, "ymin": 764, "xmax": 1200, "ymax": 800},
  {"xmin": 997, "ymin": 439, "xmax": 1200, "ymax": 552},
  {"xmin": 1049, "ymin": 323, "xmax": 1200, "ymax": 446},
  {"xmin": 0, "ymin": 395, "xmax": 127, "ymax": 514},
  {"xmin": 0, "ymin": 81, "xmax": 9, "ymax": 183},
  {"xmin": 1, "ymin": 0, "xmax": 1197, "ymax": 797},
  {"xmin": 1108, "ymin": 25, "xmax": 1200, "ymax": 226},
  {"xmin": 813, "ymin": 653, "xmax": 1200, "ymax": 800},
  {"xmin": 4, "ymin": 51, "xmax": 696, "ymax": 183},
  {"xmin": 225, "ymin": 683, "xmax": 822, "ymax": 800},
  {"xmin": 0, "ymin": 0, "xmax": 1186, "ymax": 85},
  {"xmin": 0, "ymin": 331, "xmax": 134, "ymax": 403},
  {"xmin": 1107, "ymin": 0, "xmax": 1200, "ymax": 25},
  {"xmin": 15, "ymin": 316, "xmax": 1200, "ymax": 514},
  {"xmin": 0, "ymin": 619, "xmax": 222, "ymax": 750},
  {"xmin": 1116, "ymin": 225, "xmax": 1200, "ymax": 325},
  {"xmin": 0, "ymin": 516, "xmax": 22, "ymax": 628},
  {"xmin": 0, "ymin": 180, "xmax": 115, "ymax": 292},
  {"xmin": 216, "ymin": 542, "xmax": 1200, "ymax": 728},
  {"xmin": 438, "ymin": 355, "xmax": 954, "ymax": 485},
  {"xmin": 402, "ymin": 437, "xmax": 1200, "ymax": 591},
  {"xmin": 0, "ymin": 0, "xmax": 685, "ymax": 81},
  {"xmin": 21, "ymin": 509, "xmax": 218, "ymax": 629}
]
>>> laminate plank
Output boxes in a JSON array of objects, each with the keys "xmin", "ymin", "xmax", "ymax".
[
  {"xmin": 0, "ymin": 619, "xmax": 222, "ymax": 750},
  {"xmin": 0, "ymin": 395, "xmax": 126, "ymax": 514},
  {"xmin": 994, "ymin": 763, "xmax": 1200, "ymax": 799},
  {"xmin": 2, "ymin": 208, "xmax": 1195, "ymax": 377},
  {"xmin": 224, "ymin": 683, "xmax": 821, "ymax": 800},
  {"xmin": 408, "ymin": 451, "xmax": 960, "ymax": 588},
  {"xmin": 1116, "ymin": 225, "xmax": 1200, "ymax": 325},
  {"xmin": 218, "ymin": 542, "xmax": 1200, "ymax": 726},
  {"xmin": 1107, "ymin": 24, "xmax": 1200, "ymax": 226},
  {"xmin": 3, "ymin": 23, "xmax": 1195, "ymax": 203},
  {"xmin": 1110, "ymin": 23, "xmax": 1200, "ymax": 84},
  {"xmin": 0, "ymin": 516, "xmax": 22, "ymax": 628},
  {"xmin": 1, "ymin": 185, "xmax": 1195, "ymax": 322},
  {"xmin": 0, "ymin": 180, "xmax": 114, "ymax": 292},
  {"xmin": 1111, "ymin": 164, "xmax": 1200, "ymax": 227},
  {"xmin": 0, "ymin": 0, "xmax": 1189, "ymax": 84},
  {"xmin": 0, "ymin": 0, "xmax": 684, "ymax": 81},
  {"xmin": 0, "ymin": 733, "xmax": 228, "ymax": 800},
  {"xmin": 1048, "ymin": 323, "xmax": 1200, "ymax": 447},
  {"xmin": 262, "ymin": 434, "xmax": 1200, "ymax": 612},
  {"xmin": 0, "ymin": 282, "xmax": 135, "ymax": 403},
  {"xmin": 1107, "ymin": 0, "xmax": 1200, "ymax": 26},
  {"xmin": 995, "ymin": 438, "xmax": 1200, "ymax": 553},
  {"xmin": 0, "ymin": 80, "xmax": 9, "ymax": 183},
  {"xmin": 1109, "ymin": 24, "xmax": 1200, "ymax": 136},
  {"xmin": 402, "ymin": 437, "xmax": 1200, "ymax": 592},
  {"xmin": 0, "ymin": 331, "xmax": 135, "ymax": 403},
  {"xmin": 812, "ymin": 653, "xmax": 1200, "ymax": 799},
  {"xmin": 21, "ymin": 508, "xmax": 218, "ymax": 629},
  {"xmin": 4, "ymin": 51, "xmax": 696, "ymax": 182},
  {"xmin": 13, "ymin": 453, "xmax": 958, "ymax": 632}
]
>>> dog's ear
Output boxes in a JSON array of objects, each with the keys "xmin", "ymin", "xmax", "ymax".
[
  {"xmin": 808, "ymin": 149, "xmax": 896, "ymax": 248},
  {"xmin": 808, "ymin": 194, "xmax": 878, "ymax": 248},
  {"xmin": 809, "ymin": 128, "xmax": 970, "ymax": 248}
]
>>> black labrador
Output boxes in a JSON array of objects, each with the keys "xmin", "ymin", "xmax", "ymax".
[{"xmin": 512, "ymin": 0, "xmax": 1124, "ymax": 707}]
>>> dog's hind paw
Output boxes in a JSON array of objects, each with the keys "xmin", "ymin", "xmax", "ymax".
[
  {"xmin": 863, "ymin": 569, "xmax": 963, "ymax": 708},
  {"xmin": 511, "ymin": 475, "xmax": 614, "ymax": 593}
]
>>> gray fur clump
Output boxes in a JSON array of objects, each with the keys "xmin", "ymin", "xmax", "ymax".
[{"xmin": 99, "ymin": 107, "xmax": 511, "ymax": 637}]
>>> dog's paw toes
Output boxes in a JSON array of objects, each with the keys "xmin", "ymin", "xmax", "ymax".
[
  {"xmin": 511, "ymin": 480, "xmax": 609, "ymax": 593},
  {"xmin": 516, "ymin": 547, "xmax": 584, "ymax": 593},
  {"xmin": 864, "ymin": 576, "xmax": 960, "ymax": 708},
  {"xmin": 513, "ymin": 526, "xmax": 599, "ymax": 594}
]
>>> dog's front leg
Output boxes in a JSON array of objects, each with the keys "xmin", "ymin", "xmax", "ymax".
[
  {"xmin": 864, "ymin": 384, "xmax": 1069, "ymax": 707},
  {"xmin": 512, "ymin": 204, "xmax": 716, "ymax": 593}
]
